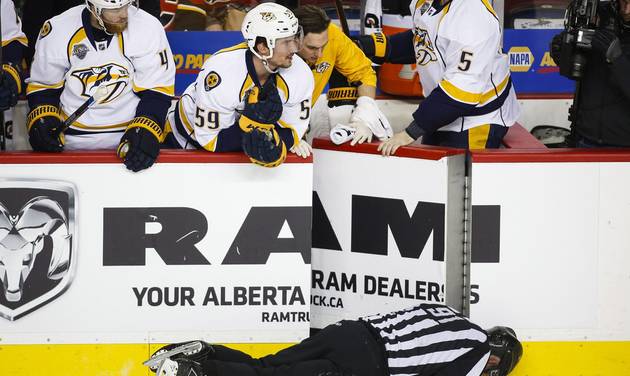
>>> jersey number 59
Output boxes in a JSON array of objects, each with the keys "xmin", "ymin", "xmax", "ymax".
[{"xmin": 195, "ymin": 107, "xmax": 219, "ymax": 129}]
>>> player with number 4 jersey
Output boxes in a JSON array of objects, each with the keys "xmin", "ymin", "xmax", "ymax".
[
  {"xmin": 166, "ymin": 3, "xmax": 314, "ymax": 167},
  {"xmin": 26, "ymin": 0, "xmax": 175, "ymax": 172}
]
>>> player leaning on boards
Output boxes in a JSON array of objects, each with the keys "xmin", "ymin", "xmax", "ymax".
[
  {"xmin": 355, "ymin": 0, "xmax": 520, "ymax": 155},
  {"xmin": 164, "ymin": 3, "xmax": 314, "ymax": 168},
  {"xmin": 293, "ymin": 5, "xmax": 392, "ymax": 148},
  {"xmin": 0, "ymin": 0, "xmax": 28, "ymax": 114},
  {"xmin": 26, "ymin": 0, "xmax": 175, "ymax": 172},
  {"xmin": 146, "ymin": 303, "xmax": 523, "ymax": 376}
]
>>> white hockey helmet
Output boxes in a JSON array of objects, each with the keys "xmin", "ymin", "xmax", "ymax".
[
  {"xmin": 85, "ymin": 0, "xmax": 136, "ymax": 33},
  {"xmin": 241, "ymin": 3, "xmax": 300, "ymax": 60},
  {"xmin": 86, "ymin": 0, "xmax": 135, "ymax": 12}
]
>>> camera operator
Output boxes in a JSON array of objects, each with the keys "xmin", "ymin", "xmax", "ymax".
[{"xmin": 551, "ymin": 0, "xmax": 630, "ymax": 147}]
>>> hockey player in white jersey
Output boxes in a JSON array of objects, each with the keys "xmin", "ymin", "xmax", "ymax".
[
  {"xmin": 355, "ymin": 0, "xmax": 520, "ymax": 153},
  {"xmin": 0, "ymin": 0, "xmax": 27, "ymax": 113},
  {"xmin": 165, "ymin": 3, "xmax": 314, "ymax": 167},
  {"xmin": 26, "ymin": 0, "xmax": 175, "ymax": 172}
]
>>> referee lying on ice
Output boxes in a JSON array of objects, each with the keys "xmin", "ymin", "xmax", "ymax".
[{"xmin": 146, "ymin": 303, "xmax": 522, "ymax": 376}]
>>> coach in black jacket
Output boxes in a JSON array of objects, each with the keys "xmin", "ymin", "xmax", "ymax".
[
  {"xmin": 146, "ymin": 303, "xmax": 522, "ymax": 376},
  {"xmin": 552, "ymin": 0, "xmax": 630, "ymax": 147}
]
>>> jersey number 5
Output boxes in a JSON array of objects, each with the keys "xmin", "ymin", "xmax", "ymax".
[
  {"xmin": 195, "ymin": 107, "xmax": 219, "ymax": 129},
  {"xmin": 299, "ymin": 99, "xmax": 310, "ymax": 120},
  {"xmin": 458, "ymin": 51, "xmax": 473, "ymax": 72}
]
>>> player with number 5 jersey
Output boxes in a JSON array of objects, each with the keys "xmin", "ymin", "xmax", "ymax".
[{"xmin": 356, "ymin": 0, "xmax": 520, "ymax": 153}]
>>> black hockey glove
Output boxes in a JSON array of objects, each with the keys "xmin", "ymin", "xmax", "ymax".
[
  {"xmin": 592, "ymin": 29, "xmax": 623, "ymax": 63},
  {"xmin": 549, "ymin": 31, "xmax": 565, "ymax": 66},
  {"xmin": 239, "ymin": 78, "xmax": 283, "ymax": 129},
  {"xmin": 117, "ymin": 117, "xmax": 163, "ymax": 172},
  {"xmin": 241, "ymin": 127, "xmax": 287, "ymax": 167},
  {"xmin": 27, "ymin": 105, "xmax": 64, "ymax": 152},
  {"xmin": 0, "ymin": 63, "xmax": 21, "ymax": 111}
]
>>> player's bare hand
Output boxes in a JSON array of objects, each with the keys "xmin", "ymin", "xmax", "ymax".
[
  {"xmin": 377, "ymin": 131, "xmax": 414, "ymax": 156},
  {"xmin": 290, "ymin": 140, "xmax": 313, "ymax": 158}
]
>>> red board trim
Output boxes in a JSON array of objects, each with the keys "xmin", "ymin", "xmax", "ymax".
[
  {"xmin": 472, "ymin": 149, "xmax": 630, "ymax": 163},
  {"xmin": 0, "ymin": 150, "xmax": 313, "ymax": 164},
  {"xmin": 313, "ymin": 137, "xmax": 464, "ymax": 160}
]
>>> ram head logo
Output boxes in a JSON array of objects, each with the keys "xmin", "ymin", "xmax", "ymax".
[{"xmin": 0, "ymin": 197, "xmax": 71, "ymax": 304}]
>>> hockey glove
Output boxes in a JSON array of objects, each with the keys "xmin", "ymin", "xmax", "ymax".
[
  {"xmin": 0, "ymin": 63, "xmax": 21, "ymax": 111},
  {"xmin": 117, "ymin": 117, "xmax": 163, "ymax": 172},
  {"xmin": 241, "ymin": 127, "xmax": 287, "ymax": 167},
  {"xmin": 239, "ymin": 78, "xmax": 283, "ymax": 130},
  {"xmin": 350, "ymin": 96, "xmax": 393, "ymax": 143},
  {"xmin": 592, "ymin": 29, "xmax": 623, "ymax": 63},
  {"xmin": 352, "ymin": 32, "xmax": 390, "ymax": 65},
  {"xmin": 27, "ymin": 105, "xmax": 64, "ymax": 152}
]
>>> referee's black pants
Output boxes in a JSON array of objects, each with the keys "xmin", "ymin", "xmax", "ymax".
[{"xmin": 197, "ymin": 320, "xmax": 388, "ymax": 376}]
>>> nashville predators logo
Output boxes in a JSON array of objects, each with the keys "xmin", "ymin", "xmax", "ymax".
[
  {"xmin": 204, "ymin": 71, "xmax": 221, "ymax": 91},
  {"xmin": 413, "ymin": 27, "xmax": 438, "ymax": 66},
  {"xmin": 39, "ymin": 21, "xmax": 52, "ymax": 39},
  {"xmin": 314, "ymin": 62, "xmax": 330, "ymax": 74},
  {"xmin": 260, "ymin": 12, "xmax": 276, "ymax": 21},
  {"xmin": 70, "ymin": 63, "xmax": 130, "ymax": 104}
]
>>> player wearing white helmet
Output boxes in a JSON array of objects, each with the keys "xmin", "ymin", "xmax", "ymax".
[
  {"xmin": 25, "ymin": 0, "xmax": 175, "ymax": 172},
  {"xmin": 165, "ymin": 3, "xmax": 314, "ymax": 166}
]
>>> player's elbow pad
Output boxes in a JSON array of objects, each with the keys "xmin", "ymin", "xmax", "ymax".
[{"xmin": 353, "ymin": 32, "xmax": 390, "ymax": 65}]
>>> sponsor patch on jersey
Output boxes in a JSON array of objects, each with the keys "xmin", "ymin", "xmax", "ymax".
[
  {"xmin": 314, "ymin": 62, "xmax": 330, "ymax": 74},
  {"xmin": 72, "ymin": 44, "xmax": 89, "ymax": 60},
  {"xmin": 260, "ymin": 12, "xmax": 276, "ymax": 21},
  {"xmin": 204, "ymin": 71, "xmax": 221, "ymax": 91},
  {"xmin": 39, "ymin": 21, "xmax": 52, "ymax": 39}
]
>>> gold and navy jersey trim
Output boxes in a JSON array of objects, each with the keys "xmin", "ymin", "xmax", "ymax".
[
  {"xmin": 67, "ymin": 27, "xmax": 87, "ymax": 62},
  {"xmin": 26, "ymin": 81, "xmax": 65, "ymax": 95},
  {"xmin": 278, "ymin": 119, "xmax": 299, "ymax": 147},
  {"xmin": 132, "ymin": 83, "xmax": 175, "ymax": 97},
  {"xmin": 214, "ymin": 42, "xmax": 248, "ymax": 57},
  {"xmin": 276, "ymin": 74, "xmax": 289, "ymax": 103},
  {"xmin": 439, "ymin": 73, "xmax": 510, "ymax": 106},
  {"xmin": 1, "ymin": 36, "xmax": 28, "ymax": 47},
  {"xmin": 117, "ymin": 32, "xmax": 125, "ymax": 55},
  {"xmin": 239, "ymin": 74, "xmax": 255, "ymax": 102},
  {"xmin": 60, "ymin": 109, "xmax": 130, "ymax": 131}
]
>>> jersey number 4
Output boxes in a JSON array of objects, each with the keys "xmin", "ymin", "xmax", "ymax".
[{"xmin": 195, "ymin": 107, "xmax": 219, "ymax": 129}]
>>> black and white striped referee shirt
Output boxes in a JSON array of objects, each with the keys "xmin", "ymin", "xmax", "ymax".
[{"xmin": 362, "ymin": 303, "xmax": 490, "ymax": 376}]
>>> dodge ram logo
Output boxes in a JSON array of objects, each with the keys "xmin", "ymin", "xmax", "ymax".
[{"xmin": 0, "ymin": 180, "xmax": 76, "ymax": 321}]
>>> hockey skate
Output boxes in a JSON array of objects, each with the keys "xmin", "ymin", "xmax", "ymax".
[{"xmin": 144, "ymin": 341, "xmax": 213, "ymax": 371}]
